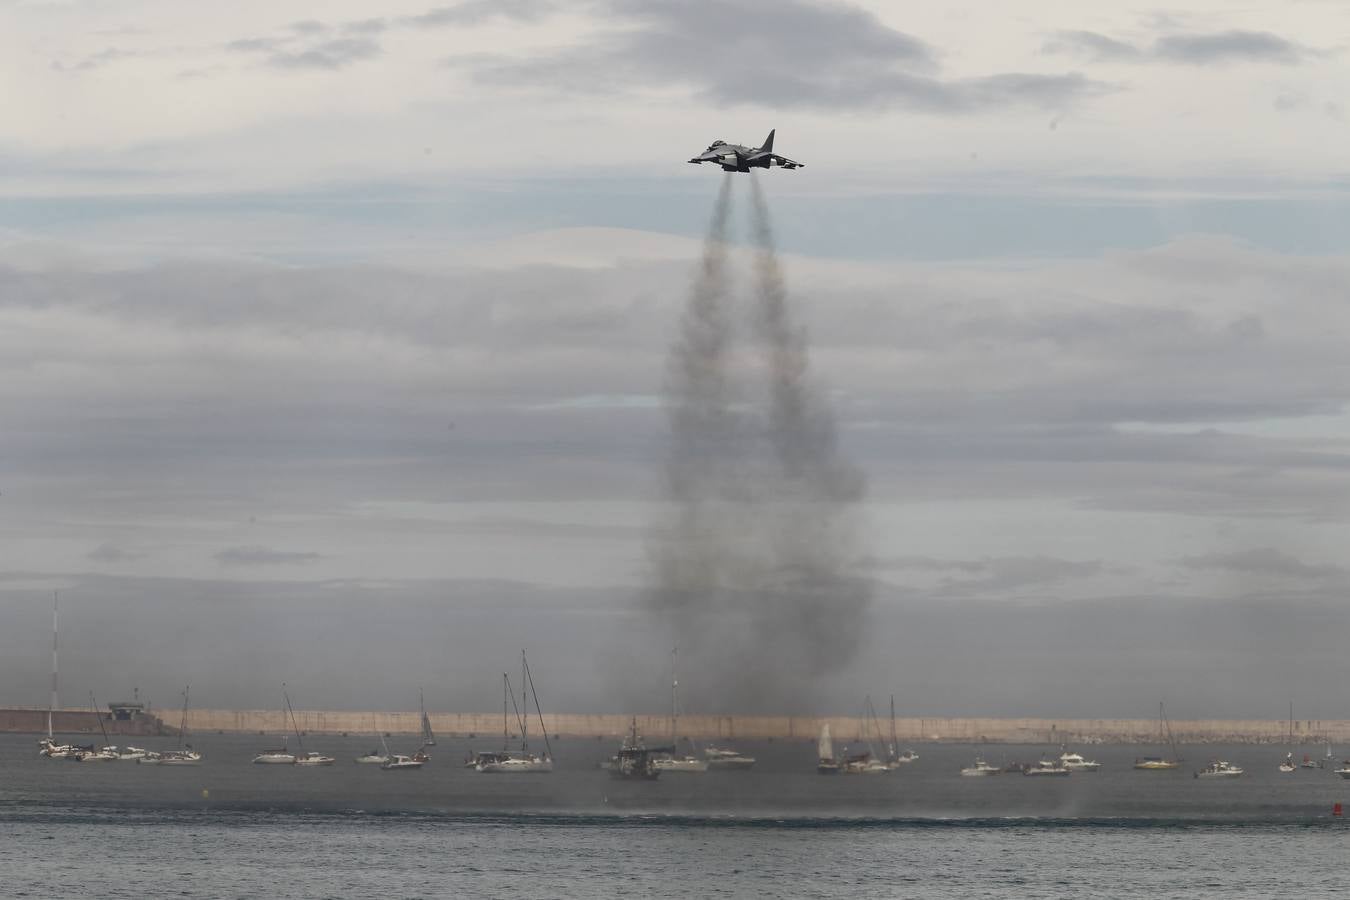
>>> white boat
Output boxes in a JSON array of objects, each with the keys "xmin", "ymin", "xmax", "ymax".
[
  {"xmin": 841, "ymin": 751, "xmax": 890, "ymax": 774},
  {"xmin": 355, "ymin": 751, "xmax": 389, "ymax": 765},
  {"xmin": 39, "ymin": 738, "xmax": 77, "ymax": 759},
  {"xmin": 961, "ymin": 757, "xmax": 1001, "ymax": 776},
  {"xmin": 1335, "ymin": 760, "xmax": 1350, "ymax": 779},
  {"xmin": 381, "ymin": 754, "xmax": 425, "ymax": 771},
  {"xmin": 142, "ymin": 687, "xmax": 204, "ymax": 768},
  {"xmin": 294, "ymin": 751, "xmax": 336, "ymax": 766},
  {"xmin": 817, "ymin": 724, "xmax": 840, "ymax": 774},
  {"xmin": 1059, "ymin": 751, "xmax": 1101, "ymax": 771},
  {"xmin": 1024, "ymin": 759, "xmax": 1071, "ymax": 776},
  {"xmin": 653, "ymin": 646, "xmax": 709, "ymax": 774},
  {"xmin": 1278, "ymin": 704, "xmax": 1298, "ymax": 773},
  {"xmin": 115, "ymin": 746, "xmax": 151, "ymax": 761},
  {"xmin": 1196, "ymin": 759, "xmax": 1243, "ymax": 778},
  {"xmin": 1133, "ymin": 702, "xmax": 1182, "ymax": 770},
  {"xmin": 476, "ymin": 653, "xmax": 555, "ymax": 774},
  {"xmin": 252, "ymin": 748, "xmax": 297, "ymax": 765},
  {"xmin": 73, "ymin": 747, "xmax": 119, "ymax": 762},
  {"xmin": 477, "ymin": 753, "xmax": 553, "ymax": 773},
  {"xmin": 704, "ymin": 747, "xmax": 757, "ymax": 770}
]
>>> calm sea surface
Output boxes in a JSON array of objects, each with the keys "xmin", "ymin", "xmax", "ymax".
[{"xmin": 4, "ymin": 733, "xmax": 1349, "ymax": 898}]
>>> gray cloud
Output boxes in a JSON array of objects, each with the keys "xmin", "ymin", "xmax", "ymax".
[
  {"xmin": 465, "ymin": 0, "xmax": 1109, "ymax": 113},
  {"xmin": 265, "ymin": 37, "xmax": 382, "ymax": 70},
  {"xmin": 1046, "ymin": 29, "xmax": 1318, "ymax": 66},
  {"xmin": 1176, "ymin": 548, "xmax": 1345, "ymax": 581},
  {"xmin": 88, "ymin": 543, "xmax": 146, "ymax": 563},
  {"xmin": 216, "ymin": 546, "xmax": 324, "ymax": 566},
  {"xmin": 401, "ymin": 0, "xmax": 556, "ymax": 27}
]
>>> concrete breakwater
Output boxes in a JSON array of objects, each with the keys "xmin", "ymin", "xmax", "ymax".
[{"xmin": 151, "ymin": 710, "xmax": 1350, "ymax": 745}]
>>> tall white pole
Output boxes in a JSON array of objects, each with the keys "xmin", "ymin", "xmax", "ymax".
[{"xmin": 48, "ymin": 591, "xmax": 59, "ymax": 739}]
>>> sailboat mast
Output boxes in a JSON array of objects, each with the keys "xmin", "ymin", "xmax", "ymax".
[
  {"xmin": 91, "ymin": 692, "xmax": 111, "ymax": 746},
  {"xmin": 502, "ymin": 674, "xmax": 509, "ymax": 752},
  {"xmin": 670, "ymin": 645, "xmax": 678, "ymax": 745},
  {"xmin": 283, "ymin": 684, "xmax": 304, "ymax": 752},
  {"xmin": 48, "ymin": 591, "xmax": 58, "ymax": 739},
  {"xmin": 521, "ymin": 651, "xmax": 528, "ymax": 752},
  {"xmin": 523, "ymin": 653, "xmax": 552, "ymax": 759},
  {"xmin": 890, "ymin": 694, "xmax": 898, "ymax": 754},
  {"xmin": 178, "ymin": 686, "xmax": 190, "ymax": 750}
]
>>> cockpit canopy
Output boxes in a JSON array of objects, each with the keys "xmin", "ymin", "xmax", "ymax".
[{"xmin": 705, "ymin": 140, "xmax": 726, "ymax": 151}]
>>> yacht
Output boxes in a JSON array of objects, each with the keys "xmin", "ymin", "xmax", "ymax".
[
  {"xmin": 294, "ymin": 751, "xmax": 337, "ymax": 766},
  {"xmin": 1024, "ymin": 758, "xmax": 1071, "ymax": 776},
  {"xmin": 72, "ymin": 747, "xmax": 119, "ymax": 762},
  {"xmin": 960, "ymin": 757, "xmax": 1001, "ymax": 776},
  {"xmin": 355, "ymin": 750, "xmax": 389, "ymax": 765},
  {"xmin": 381, "ymin": 754, "xmax": 425, "ymax": 771},
  {"xmin": 1059, "ymin": 751, "xmax": 1101, "ymax": 772},
  {"xmin": 652, "ymin": 647, "xmax": 709, "ymax": 774},
  {"xmin": 1195, "ymin": 759, "xmax": 1243, "ymax": 778},
  {"xmin": 39, "ymin": 738, "xmax": 77, "ymax": 759},
  {"xmin": 1133, "ymin": 702, "xmax": 1182, "ymax": 770},
  {"xmin": 478, "ymin": 753, "xmax": 553, "ymax": 773},
  {"xmin": 114, "ymin": 746, "xmax": 152, "ymax": 761},
  {"xmin": 146, "ymin": 749, "xmax": 203, "ymax": 767},
  {"xmin": 253, "ymin": 747, "xmax": 297, "ymax": 765},
  {"xmin": 475, "ymin": 654, "xmax": 555, "ymax": 774}
]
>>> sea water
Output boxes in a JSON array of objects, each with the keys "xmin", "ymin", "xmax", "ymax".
[{"xmin": 4, "ymin": 734, "xmax": 1347, "ymax": 897}]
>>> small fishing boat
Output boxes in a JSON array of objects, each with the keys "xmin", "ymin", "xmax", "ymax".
[
  {"xmin": 960, "ymin": 757, "xmax": 1001, "ymax": 776},
  {"xmin": 1195, "ymin": 759, "xmax": 1243, "ymax": 778},
  {"xmin": 1023, "ymin": 758, "xmax": 1071, "ymax": 776},
  {"xmin": 605, "ymin": 718, "xmax": 666, "ymax": 780}
]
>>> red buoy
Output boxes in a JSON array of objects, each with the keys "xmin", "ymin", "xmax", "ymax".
[{"xmin": 1334, "ymin": 802, "xmax": 1343, "ymax": 817}]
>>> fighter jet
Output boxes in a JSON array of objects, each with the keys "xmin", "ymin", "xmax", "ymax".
[{"xmin": 687, "ymin": 130, "xmax": 803, "ymax": 172}]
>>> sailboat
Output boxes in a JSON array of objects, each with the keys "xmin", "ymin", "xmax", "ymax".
[
  {"xmin": 252, "ymin": 691, "xmax": 298, "ymax": 764},
  {"xmin": 654, "ymin": 646, "xmax": 708, "ymax": 774},
  {"xmin": 71, "ymin": 693, "xmax": 118, "ymax": 762},
  {"xmin": 1278, "ymin": 702, "xmax": 1297, "ymax": 773},
  {"xmin": 884, "ymin": 695, "xmax": 918, "ymax": 767},
  {"xmin": 476, "ymin": 652, "xmax": 553, "ymax": 773},
  {"xmin": 355, "ymin": 719, "xmax": 390, "ymax": 764},
  {"xmin": 38, "ymin": 592, "xmax": 77, "ymax": 760},
  {"xmin": 144, "ymin": 687, "xmax": 203, "ymax": 766},
  {"xmin": 816, "ymin": 723, "xmax": 841, "ymax": 774},
  {"xmin": 1133, "ymin": 702, "xmax": 1182, "ymax": 770},
  {"xmin": 842, "ymin": 696, "xmax": 890, "ymax": 774},
  {"xmin": 285, "ymin": 688, "xmax": 335, "ymax": 766},
  {"xmin": 419, "ymin": 688, "xmax": 436, "ymax": 751}
]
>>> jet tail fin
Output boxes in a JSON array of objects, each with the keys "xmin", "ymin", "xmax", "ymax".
[{"xmin": 760, "ymin": 129, "xmax": 775, "ymax": 154}]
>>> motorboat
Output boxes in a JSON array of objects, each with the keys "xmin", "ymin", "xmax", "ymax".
[
  {"xmin": 1195, "ymin": 759, "xmax": 1243, "ymax": 778},
  {"xmin": 1059, "ymin": 751, "xmax": 1101, "ymax": 771},
  {"xmin": 114, "ymin": 746, "xmax": 152, "ymax": 761},
  {"xmin": 652, "ymin": 755, "xmax": 708, "ymax": 773},
  {"xmin": 380, "ymin": 754, "xmax": 425, "ymax": 771},
  {"xmin": 72, "ymin": 747, "xmax": 119, "ymax": 762},
  {"xmin": 294, "ymin": 751, "xmax": 336, "ymax": 766},
  {"xmin": 704, "ymin": 746, "xmax": 756, "ymax": 770},
  {"xmin": 1023, "ymin": 759, "xmax": 1071, "ymax": 776},
  {"xmin": 1133, "ymin": 756, "xmax": 1180, "ymax": 771},
  {"xmin": 478, "ymin": 753, "xmax": 553, "ymax": 773},
  {"xmin": 960, "ymin": 757, "xmax": 1001, "ymax": 776}
]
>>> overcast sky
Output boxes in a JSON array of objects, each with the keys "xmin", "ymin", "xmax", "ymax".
[{"xmin": 4, "ymin": 0, "xmax": 1350, "ymax": 718}]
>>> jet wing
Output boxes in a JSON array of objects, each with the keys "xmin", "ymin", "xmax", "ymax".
[{"xmin": 770, "ymin": 154, "xmax": 803, "ymax": 169}]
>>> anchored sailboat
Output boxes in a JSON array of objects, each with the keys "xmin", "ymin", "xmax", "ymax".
[
  {"xmin": 1278, "ymin": 701, "xmax": 1297, "ymax": 773},
  {"xmin": 817, "ymin": 723, "xmax": 840, "ymax": 774},
  {"xmin": 654, "ymin": 646, "xmax": 707, "ymax": 774},
  {"xmin": 1133, "ymin": 702, "xmax": 1182, "ymax": 770},
  {"xmin": 142, "ymin": 687, "xmax": 202, "ymax": 766},
  {"xmin": 476, "ymin": 652, "xmax": 553, "ymax": 773},
  {"xmin": 419, "ymin": 688, "xmax": 436, "ymax": 748}
]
